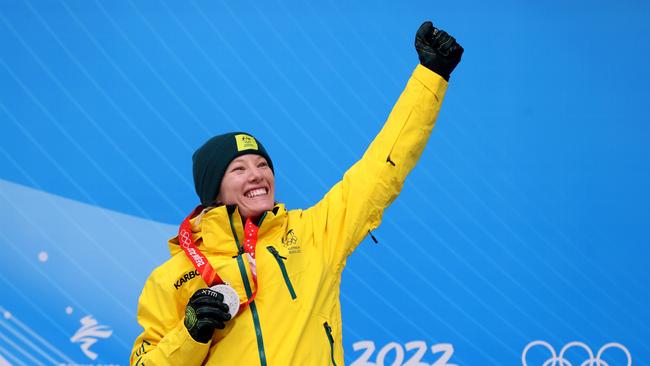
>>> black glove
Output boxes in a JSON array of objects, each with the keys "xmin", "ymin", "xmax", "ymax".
[
  {"xmin": 184, "ymin": 288, "xmax": 231, "ymax": 343},
  {"xmin": 415, "ymin": 21, "xmax": 464, "ymax": 81}
]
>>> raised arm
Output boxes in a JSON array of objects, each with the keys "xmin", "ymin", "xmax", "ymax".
[{"xmin": 307, "ymin": 22, "xmax": 463, "ymax": 269}]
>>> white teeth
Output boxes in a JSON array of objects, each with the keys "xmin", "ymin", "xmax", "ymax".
[{"xmin": 246, "ymin": 188, "xmax": 267, "ymax": 198}]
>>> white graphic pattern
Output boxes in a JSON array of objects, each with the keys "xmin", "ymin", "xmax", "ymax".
[
  {"xmin": 70, "ymin": 316, "xmax": 113, "ymax": 361},
  {"xmin": 522, "ymin": 341, "xmax": 632, "ymax": 366}
]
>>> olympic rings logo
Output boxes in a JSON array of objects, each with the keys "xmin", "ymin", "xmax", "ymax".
[
  {"xmin": 522, "ymin": 341, "xmax": 631, "ymax": 366},
  {"xmin": 180, "ymin": 231, "xmax": 192, "ymax": 248}
]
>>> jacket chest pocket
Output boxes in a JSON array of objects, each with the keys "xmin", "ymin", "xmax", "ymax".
[
  {"xmin": 266, "ymin": 246, "xmax": 297, "ymax": 299},
  {"xmin": 258, "ymin": 243, "xmax": 309, "ymax": 300}
]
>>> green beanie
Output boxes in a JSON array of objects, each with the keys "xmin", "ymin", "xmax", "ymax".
[{"xmin": 192, "ymin": 132, "xmax": 274, "ymax": 207}]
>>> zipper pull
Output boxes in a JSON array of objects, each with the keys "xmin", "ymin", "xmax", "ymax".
[
  {"xmin": 323, "ymin": 322, "xmax": 337, "ymax": 366},
  {"xmin": 324, "ymin": 322, "xmax": 332, "ymax": 334},
  {"xmin": 266, "ymin": 246, "xmax": 287, "ymax": 260},
  {"xmin": 368, "ymin": 230, "xmax": 378, "ymax": 244},
  {"xmin": 232, "ymin": 244, "xmax": 246, "ymax": 258}
]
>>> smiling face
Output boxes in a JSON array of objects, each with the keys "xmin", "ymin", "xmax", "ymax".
[{"xmin": 216, "ymin": 154, "xmax": 275, "ymax": 220}]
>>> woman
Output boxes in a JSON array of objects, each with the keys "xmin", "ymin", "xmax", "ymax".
[{"xmin": 131, "ymin": 21, "xmax": 463, "ymax": 365}]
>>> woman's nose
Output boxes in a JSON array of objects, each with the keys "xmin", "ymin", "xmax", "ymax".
[{"xmin": 248, "ymin": 167, "xmax": 263, "ymax": 181}]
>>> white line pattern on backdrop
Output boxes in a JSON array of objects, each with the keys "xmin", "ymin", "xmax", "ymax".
[
  {"xmin": 0, "ymin": 35, "xmax": 173, "ymax": 254},
  {"xmin": 0, "ymin": 306, "xmax": 74, "ymax": 364},
  {"xmin": 56, "ymin": 0, "xmax": 214, "ymax": 139},
  {"xmin": 0, "ymin": 11, "xmax": 185, "ymax": 220},
  {"xmin": 0, "ymin": 154, "xmax": 137, "ymax": 320},
  {"xmin": 0, "ymin": 330, "xmax": 46, "ymax": 366},
  {"xmin": 0, "ymin": 112, "xmax": 143, "ymax": 287},
  {"xmin": 0, "ymin": 273, "xmax": 76, "ymax": 360},
  {"xmin": 0, "ymin": 221, "xmax": 130, "ymax": 351},
  {"xmin": 0, "ymin": 344, "xmax": 28, "ymax": 366},
  {"xmin": 19, "ymin": 1, "xmax": 194, "ymax": 194},
  {"xmin": 430, "ymin": 136, "xmax": 646, "ymax": 338}
]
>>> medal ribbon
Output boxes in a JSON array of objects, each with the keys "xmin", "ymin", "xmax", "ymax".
[{"xmin": 179, "ymin": 206, "xmax": 258, "ymax": 312}]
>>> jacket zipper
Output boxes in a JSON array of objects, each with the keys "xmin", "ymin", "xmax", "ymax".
[
  {"xmin": 229, "ymin": 211, "xmax": 267, "ymax": 366},
  {"xmin": 266, "ymin": 246, "xmax": 297, "ymax": 300},
  {"xmin": 323, "ymin": 322, "xmax": 337, "ymax": 366}
]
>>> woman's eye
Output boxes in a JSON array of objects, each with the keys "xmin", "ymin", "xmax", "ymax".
[
  {"xmin": 232, "ymin": 166, "xmax": 245, "ymax": 172},
  {"xmin": 258, "ymin": 162, "xmax": 268, "ymax": 168}
]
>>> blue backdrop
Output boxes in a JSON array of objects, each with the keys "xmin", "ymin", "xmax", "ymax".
[{"xmin": 1, "ymin": 0, "xmax": 648, "ymax": 365}]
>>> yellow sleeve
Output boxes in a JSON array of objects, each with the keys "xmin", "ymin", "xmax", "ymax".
[
  {"xmin": 130, "ymin": 269, "xmax": 210, "ymax": 366},
  {"xmin": 307, "ymin": 65, "xmax": 448, "ymax": 269}
]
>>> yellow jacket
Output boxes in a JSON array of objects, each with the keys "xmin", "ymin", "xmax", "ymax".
[{"xmin": 131, "ymin": 65, "xmax": 448, "ymax": 366}]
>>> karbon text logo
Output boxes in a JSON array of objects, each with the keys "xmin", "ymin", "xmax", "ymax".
[{"xmin": 522, "ymin": 340, "xmax": 631, "ymax": 366}]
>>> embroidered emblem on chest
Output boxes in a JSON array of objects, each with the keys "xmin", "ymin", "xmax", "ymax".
[{"xmin": 282, "ymin": 229, "xmax": 301, "ymax": 254}]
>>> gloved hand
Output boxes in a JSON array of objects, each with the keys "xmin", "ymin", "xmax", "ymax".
[
  {"xmin": 415, "ymin": 21, "xmax": 464, "ymax": 81},
  {"xmin": 184, "ymin": 288, "xmax": 231, "ymax": 343}
]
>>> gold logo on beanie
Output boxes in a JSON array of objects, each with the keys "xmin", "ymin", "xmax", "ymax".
[{"xmin": 235, "ymin": 134, "xmax": 258, "ymax": 151}]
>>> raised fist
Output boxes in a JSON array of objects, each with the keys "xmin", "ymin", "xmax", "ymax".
[{"xmin": 415, "ymin": 21, "xmax": 464, "ymax": 81}]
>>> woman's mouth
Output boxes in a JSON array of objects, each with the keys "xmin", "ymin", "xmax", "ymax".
[{"xmin": 245, "ymin": 187, "xmax": 268, "ymax": 199}]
